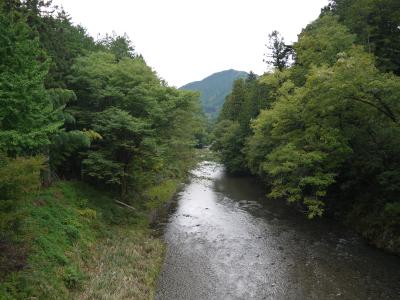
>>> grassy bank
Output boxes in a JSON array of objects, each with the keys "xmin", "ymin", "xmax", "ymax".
[{"xmin": 0, "ymin": 178, "xmax": 181, "ymax": 299}]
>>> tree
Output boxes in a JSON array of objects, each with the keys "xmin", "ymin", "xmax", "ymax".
[
  {"xmin": 326, "ymin": 0, "xmax": 400, "ymax": 75},
  {"xmin": 294, "ymin": 15, "xmax": 355, "ymax": 68},
  {"xmin": 67, "ymin": 46, "xmax": 203, "ymax": 195},
  {"xmin": 39, "ymin": 10, "xmax": 97, "ymax": 88},
  {"xmin": 246, "ymin": 46, "xmax": 400, "ymax": 222},
  {"xmin": 218, "ymin": 79, "xmax": 247, "ymax": 121},
  {"xmin": 264, "ymin": 30, "xmax": 292, "ymax": 71},
  {"xmin": 98, "ymin": 33, "xmax": 135, "ymax": 61},
  {"xmin": 212, "ymin": 120, "xmax": 244, "ymax": 172},
  {"xmin": 83, "ymin": 108, "xmax": 149, "ymax": 196},
  {"xmin": 213, "ymin": 75, "xmax": 271, "ymax": 173},
  {"xmin": 0, "ymin": 7, "xmax": 61, "ymax": 156}
]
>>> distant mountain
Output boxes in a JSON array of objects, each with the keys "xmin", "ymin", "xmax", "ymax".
[{"xmin": 180, "ymin": 69, "xmax": 248, "ymax": 119}]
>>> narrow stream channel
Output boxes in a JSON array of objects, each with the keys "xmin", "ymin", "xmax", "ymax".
[{"xmin": 156, "ymin": 161, "xmax": 400, "ymax": 300}]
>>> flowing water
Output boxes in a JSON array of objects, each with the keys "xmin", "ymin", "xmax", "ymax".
[{"xmin": 156, "ymin": 161, "xmax": 400, "ymax": 300}]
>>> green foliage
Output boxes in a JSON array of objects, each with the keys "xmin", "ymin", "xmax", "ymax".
[
  {"xmin": 214, "ymin": 6, "xmax": 400, "ymax": 252},
  {"xmin": 0, "ymin": 1, "xmax": 203, "ymax": 297},
  {"xmin": 39, "ymin": 12, "xmax": 98, "ymax": 88},
  {"xmin": 0, "ymin": 8, "xmax": 61, "ymax": 156},
  {"xmin": 83, "ymin": 151, "xmax": 124, "ymax": 186},
  {"xmin": 63, "ymin": 265, "xmax": 84, "ymax": 289},
  {"xmin": 181, "ymin": 69, "xmax": 248, "ymax": 119},
  {"xmin": 67, "ymin": 50, "xmax": 202, "ymax": 195},
  {"xmin": 4, "ymin": 0, "xmax": 98, "ymax": 88},
  {"xmin": 68, "ymin": 51, "xmax": 159, "ymax": 114},
  {"xmin": 264, "ymin": 30, "xmax": 293, "ymax": 71},
  {"xmin": 82, "ymin": 107, "xmax": 149, "ymax": 194},
  {"xmin": 213, "ymin": 74, "xmax": 271, "ymax": 173},
  {"xmin": 326, "ymin": 0, "xmax": 400, "ymax": 75},
  {"xmin": 212, "ymin": 120, "xmax": 244, "ymax": 173},
  {"xmin": 50, "ymin": 130, "xmax": 91, "ymax": 168},
  {"xmin": 245, "ymin": 46, "xmax": 400, "ymax": 220},
  {"xmin": 144, "ymin": 179, "xmax": 180, "ymax": 210},
  {"xmin": 294, "ymin": 15, "xmax": 355, "ymax": 68},
  {"xmin": 98, "ymin": 32, "xmax": 135, "ymax": 61}
]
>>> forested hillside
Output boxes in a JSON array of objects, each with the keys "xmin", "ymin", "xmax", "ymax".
[
  {"xmin": 213, "ymin": 0, "xmax": 400, "ymax": 253},
  {"xmin": 0, "ymin": 1, "xmax": 204, "ymax": 298},
  {"xmin": 180, "ymin": 69, "xmax": 248, "ymax": 119}
]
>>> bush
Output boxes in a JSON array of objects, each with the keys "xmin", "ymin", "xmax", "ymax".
[{"xmin": 63, "ymin": 265, "xmax": 84, "ymax": 289}]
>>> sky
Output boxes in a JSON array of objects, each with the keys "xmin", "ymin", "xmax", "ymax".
[{"xmin": 53, "ymin": 0, "xmax": 329, "ymax": 87}]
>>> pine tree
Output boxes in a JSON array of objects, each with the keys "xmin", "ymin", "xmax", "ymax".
[{"xmin": 264, "ymin": 30, "xmax": 292, "ymax": 71}]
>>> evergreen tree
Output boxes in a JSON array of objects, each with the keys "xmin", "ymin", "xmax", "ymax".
[
  {"xmin": 0, "ymin": 7, "xmax": 60, "ymax": 156},
  {"xmin": 264, "ymin": 30, "xmax": 292, "ymax": 71}
]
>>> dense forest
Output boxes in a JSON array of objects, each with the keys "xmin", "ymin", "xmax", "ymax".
[
  {"xmin": 0, "ymin": 0, "xmax": 204, "ymax": 298},
  {"xmin": 214, "ymin": 0, "xmax": 400, "ymax": 253}
]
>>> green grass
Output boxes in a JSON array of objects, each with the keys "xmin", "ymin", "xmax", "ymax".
[
  {"xmin": 75, "ymin": 228, "xmax": 164, "ymax": 300},
  {"xmin": 144, "ymin": 179, "xmax": 180, "ymax": 210},
  {"xmin": 0, "ymin": 179, "xmax": 179, "ymax": 300}
]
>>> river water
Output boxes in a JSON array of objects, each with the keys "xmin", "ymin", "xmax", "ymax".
[{"xmin": 156, "ymin": 161, "xmax": 400, "ymax": 300}]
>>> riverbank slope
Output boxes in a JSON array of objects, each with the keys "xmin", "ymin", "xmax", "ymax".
[{"xmin": 0, "ymin": 179, "xmax": 180, "ymax": 299}]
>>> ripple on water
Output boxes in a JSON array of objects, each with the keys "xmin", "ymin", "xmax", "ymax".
[{"xmin": 156, "ymin": 161, "xmax": 400, "ymax": 300}]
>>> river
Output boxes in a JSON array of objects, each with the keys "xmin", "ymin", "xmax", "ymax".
[{"xmin": 156, "ymin": 161, "xmax": 400, "ymax": 300}]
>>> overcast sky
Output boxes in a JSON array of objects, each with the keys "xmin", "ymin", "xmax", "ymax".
[{"xmin": 53, "ymin": 0, "xmax": 329, "ymax": 87}]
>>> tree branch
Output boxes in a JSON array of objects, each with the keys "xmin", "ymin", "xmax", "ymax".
[{"xmin": 349, "ymin": 96, "xmax": 398, "ymax": 124}]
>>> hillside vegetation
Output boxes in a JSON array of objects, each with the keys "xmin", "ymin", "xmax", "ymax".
[{"xmin": 180, "ymin": 69, "xmax": 248, "ymax": 119}]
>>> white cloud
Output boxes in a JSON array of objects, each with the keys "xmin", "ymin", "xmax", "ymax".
[{"xmin": 53, "ymin": 0, "xmax": 329, "ymax": 86}]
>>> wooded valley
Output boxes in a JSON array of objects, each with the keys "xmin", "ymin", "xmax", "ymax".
[{"xmin": 0, "ymin": 0, "xmax": 399, "ymax": 298}]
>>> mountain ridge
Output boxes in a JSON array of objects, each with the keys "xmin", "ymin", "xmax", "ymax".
[{"xmin": 180, "ymin": 69, "xmax": 248, "ymax": 119}]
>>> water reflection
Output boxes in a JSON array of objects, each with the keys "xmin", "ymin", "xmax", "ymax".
[{"xmin": 156, "ymin": 162, "xmax": 400, "ymax": 300}]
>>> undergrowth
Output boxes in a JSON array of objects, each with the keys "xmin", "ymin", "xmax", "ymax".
[{"xmin": 0, "ymin": 179, "xmax": 175, "ymax": 299}]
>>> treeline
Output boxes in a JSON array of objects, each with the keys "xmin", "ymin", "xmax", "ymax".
[
  {"xmin": 1, "ymin": 0, "xmax": 203, "ymax": 275},
  {"xmin": 213, "ymin": 0, "xmax": 400, "ymax": 253}
]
